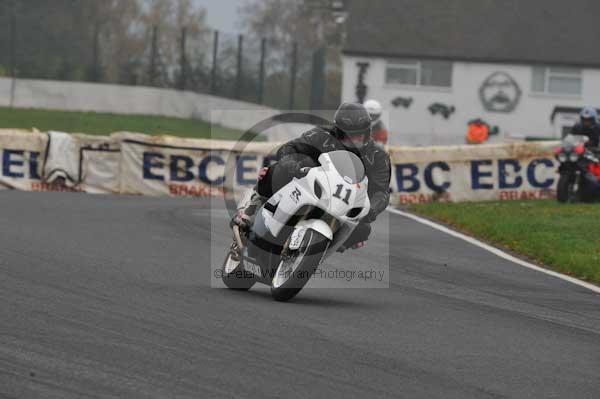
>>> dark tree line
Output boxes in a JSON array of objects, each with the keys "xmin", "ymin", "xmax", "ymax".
[
  {"xmin": 0, "ymin": 0, "xmax": 207, "ymax": 85},
  {"xmin": 0, "ymin": 0, "xmax": 344, "ymax": 110}
]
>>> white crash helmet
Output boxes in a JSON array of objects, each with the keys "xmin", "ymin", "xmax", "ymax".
[
  {"xmin": 580, "ymin": 106, "xmax": 598, "ymax": 122},
  {"xmin": 364, "ymin": 99, "xmax": 382, "ymax": 123}
]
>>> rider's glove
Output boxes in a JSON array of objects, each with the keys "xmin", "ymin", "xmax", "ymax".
[{"xmin": 257, "ymin": 167, "xmax": 269, "ymax": 181}]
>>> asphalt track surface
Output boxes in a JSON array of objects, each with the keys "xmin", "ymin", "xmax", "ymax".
[{"xmin": 1, "ymin": 191, "xmax": 599, "ymax": 399}]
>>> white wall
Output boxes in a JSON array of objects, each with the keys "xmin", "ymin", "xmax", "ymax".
[
  {"xmin": 0, "ymin": 77, "xmax": 309, "ymax": 141},
  {"xmin": 342, "ymin": 56, "xmax": 600, "ymax": 146}
]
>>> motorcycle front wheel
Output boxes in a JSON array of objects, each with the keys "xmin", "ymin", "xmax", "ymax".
[
  {"xmin": 270, "ymin": 230, "xmax": 330, "ymax": 302},
  {"xmin": 557, "ymin": 172, "xmax": 577, "ymax": 203}
]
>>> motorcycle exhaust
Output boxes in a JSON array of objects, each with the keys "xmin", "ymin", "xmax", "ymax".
[{"xmin": 233, "ymin": 225, "xmax": 245, "ymax": 250}]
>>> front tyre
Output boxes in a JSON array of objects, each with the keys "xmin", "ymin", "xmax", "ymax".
[
  {"xmin": 221, "ymin": 247, "xmax": 256, "ymax": 291},
  {"xmin": 557, "ymin": 172, "xmax": 577, "ymax": 203},
  {"xmin": 270, "ymin": 230, "xmax": 330, "ymax": 302}
]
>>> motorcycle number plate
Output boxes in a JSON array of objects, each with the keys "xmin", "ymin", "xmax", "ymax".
[
  {"xmin": 244, "ymin": 260, "xmax": 262, "ymax": 277},
  {"xmin": 289, "ymin": 228, "xmax": 307, "ymax": 250}
]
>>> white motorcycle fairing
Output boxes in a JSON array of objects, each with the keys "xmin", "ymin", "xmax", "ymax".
[
  {"xmin": 222, "ymin": 150, "xmax": 373, "ymax": 300},
  {"xmin": 259, "ymin": 151, "xmax": 370, "ymax": 257}
]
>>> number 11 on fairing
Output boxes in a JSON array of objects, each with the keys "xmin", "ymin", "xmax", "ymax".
[{"xmin": 333, "ymin": 184, "xmax": 352, "ymax": 205}]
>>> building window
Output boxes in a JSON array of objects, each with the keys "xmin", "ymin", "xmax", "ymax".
[
  {"xmin": 532, "ymin": 67, "xmax": 582, "ymax": 95},
  {"xmin": 386, "ymin": 60, "xmax": 453, "ymax": 88}
]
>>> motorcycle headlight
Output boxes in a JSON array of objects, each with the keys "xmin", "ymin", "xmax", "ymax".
[
  {"xmin": 569, "ymin": 153, "xmax": 580, "ymax": 162},
  {"xmin": 313, "ymin": 180, "xmax": 323, "ymax": 199},
  {"xmin": 558, "ymin": 153, "xmax": 568, "ymax": 162}
]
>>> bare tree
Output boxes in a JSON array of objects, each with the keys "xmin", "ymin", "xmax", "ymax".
[
  {"xmin": 94, "ymin": 0, "xmax": 145, "ymax": 84},
  {"xmin": 138, "ymin": 0, "xmax": 209, "ymax": 85},
  {"xmin": 239, "ymin": 0, "xmax": 344, "ymax": 108},
  {"xmin": 240, "ymin": 0, "xmax": 344, "ymax": 50}
]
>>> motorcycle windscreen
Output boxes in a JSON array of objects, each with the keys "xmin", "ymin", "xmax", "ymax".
[
  {"xmin": 325, "ymin": 151, "xmax": 366, "ymax": 184},
  {"xmin": 563, "ymin": 134, "xmax": 589, "ymax": 150}
]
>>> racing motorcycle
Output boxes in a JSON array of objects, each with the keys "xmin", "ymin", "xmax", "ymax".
[
  {"xmin": 221, "ymin": 150, "xmax": 370, "ymax": 302},
  {"xmin": 555, "ymin": 134, "xmax": 600, "ymax": 203}
]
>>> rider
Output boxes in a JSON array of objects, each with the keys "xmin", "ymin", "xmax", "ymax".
[
  {"xmin": 364, "ymin": 99, "xmax": 389, "ymax": 146},
  {"xmin": 570, "ymin": 106, "xmax": 600, "ymax": 196},
  {"xmin": 232, "ymin": 102, "xmax": 392, "ymax": 251},
  {"xmin": 571, "ymin": 106, "xmax": 600, "ymax": 148}
]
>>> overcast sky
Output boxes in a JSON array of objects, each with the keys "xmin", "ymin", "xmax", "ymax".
[{"xmin": 193, "ymin": 0, "xmax": 247, "ymax": 33}]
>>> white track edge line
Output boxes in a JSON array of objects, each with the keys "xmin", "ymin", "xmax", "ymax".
[{"xmin": 387, "ymin": 207, "xmax": 600, "ymax": 294}]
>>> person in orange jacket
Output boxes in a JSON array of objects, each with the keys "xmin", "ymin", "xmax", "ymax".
[{"xmin": 466, "ymin": 119, "xmax": 490, "ymax": 145}]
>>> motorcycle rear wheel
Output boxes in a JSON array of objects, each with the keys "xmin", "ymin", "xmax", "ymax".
[{"xmin": 221, "ymin": 247, "xmax": 256, "ymax": 291}]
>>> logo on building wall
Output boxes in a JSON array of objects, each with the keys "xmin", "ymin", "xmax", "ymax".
[
  {"xmin": 391, "ymin": 96, "xmax": 413, "ymax": 109},
  {"xmin": 428, "ymin": 103, "xmax": 456, "ymax": 119},
  {"xmin": 479, "ymin": 72, "xmax": 522, "ymax": 113}
]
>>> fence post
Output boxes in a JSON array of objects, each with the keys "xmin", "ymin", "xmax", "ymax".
[
  {"xmin": 210, "ymin": 30, "xmax": 219, "ymax": 95},
  {"xmin": 257, "ymin": 38, "xmax": 266, "ymax": 104},
  {"xmin": 235, "ymin": 34, "xmax": 244, "ymax": 99},
  {"xmin": 148, "ymin": 26, "xmax": 158, "ymax": 86},
  {"xmin": 90, "ymin": 22, "xmax": 101, "ymax": 82},
  {"xmin": 9, "ymin": 0, "xmax": 17, "ymax": 107},
  {"xmin": 310, "ymin": 47, "xmax": 326, "ymax": 111},
  {"xmin": 178, "ymin": 27, "xmax": 187, "ymax": 90},
  {"xmin": 289, "ymin": 42, "xmax": 298, "ymax": 110}
]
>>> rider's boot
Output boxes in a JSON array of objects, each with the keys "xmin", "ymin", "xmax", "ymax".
[
  {"xmin": 336, "ymin": 223, "xmax": 371, "ymax": 253},
  {"xmin": 230, "ymin": 188, "xmax": 267, "ymax": 233}
]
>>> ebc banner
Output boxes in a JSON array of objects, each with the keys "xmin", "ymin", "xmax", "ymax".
[
  {"xmin": 0, "ymin": 129, "xmax": 47, "ymax": 191},
  {"xmin": 117, "ymin": 133, "xmax": 271, "ymax": 198},
  {"xmin": 388, "ymin": 141, "xmax": 560, "ymax": 204}
]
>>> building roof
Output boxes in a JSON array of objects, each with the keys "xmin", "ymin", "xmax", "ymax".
[{"xmin": 343, "ymin": 0, "xmax": 600, "ymax": 68}]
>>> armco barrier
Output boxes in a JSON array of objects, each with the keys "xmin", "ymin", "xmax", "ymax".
[{"xmin": 0, "ymin": 129, "xmax": 560, "ymax": 203}]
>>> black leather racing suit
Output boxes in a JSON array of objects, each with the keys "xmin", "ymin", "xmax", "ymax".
[
  {"xmin": 570, "ymin": 123, "xmax": 600, "ymax": 194},
  {"xmin": 571, "ymin": 123, "xmax": 600, "ymax": 148},
  {"xmin": 258, "ymin": 126, "xmax": 391, "ymax": 247}
]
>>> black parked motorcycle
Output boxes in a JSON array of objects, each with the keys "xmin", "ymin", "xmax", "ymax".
[{"xmin": 555, "ymin": 135, "xmax": 600, "ymax": 203}]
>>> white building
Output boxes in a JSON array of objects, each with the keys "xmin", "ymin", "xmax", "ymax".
[{"xmin": 341, "ymin": 0, "xmax": 600, "ymax": 146}]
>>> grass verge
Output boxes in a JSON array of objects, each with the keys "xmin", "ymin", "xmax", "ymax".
[
  {"xmin": 407, "ymin": 200, "xmax": 600, "ymax": 285},
  {"xmin": 0, "ymin": 107, "xmax": 257, "ymax": 141}
]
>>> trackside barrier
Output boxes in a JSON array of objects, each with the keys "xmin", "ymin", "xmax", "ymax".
[
  {"xmin": 387, "ymin": 142, "xmax": 560, "ymax": 204},
  {"xmin": 0, "ymin": 129, "xmax": 560, "ymax": 203}
]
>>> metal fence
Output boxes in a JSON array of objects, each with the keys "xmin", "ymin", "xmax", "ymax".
[{"xmin": 0, "ymin": 4, "xmax": 341, "ymax": 112}]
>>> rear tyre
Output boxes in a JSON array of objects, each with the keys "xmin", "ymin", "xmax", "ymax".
[
  {"xmin": 221, "ymin": 248, "xmax": 256, "ymax": 291},
  {"xmin": 557, "ymin": 172, "xmax": 576, "ymax": 203},
  {"xmin": 270, "ymin": 230, "xmax": 330, "ymax": 302}
]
